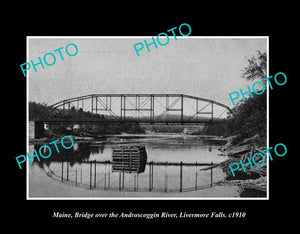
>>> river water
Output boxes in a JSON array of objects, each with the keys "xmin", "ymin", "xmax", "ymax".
[{"xmin": 29, "ymin": 133, "xmax": 235, "ymax": 197}]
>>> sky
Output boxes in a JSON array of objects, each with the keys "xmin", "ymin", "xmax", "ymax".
[{"xmin": 28, "ymin": 37, "xmax": 267, "ymax": 108}]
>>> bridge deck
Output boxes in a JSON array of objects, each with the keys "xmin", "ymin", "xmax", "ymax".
[{"xmin": 39, "ymin": 119, "xmax": 225, "ymax": 125}]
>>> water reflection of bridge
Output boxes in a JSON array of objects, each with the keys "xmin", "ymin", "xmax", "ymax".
[
  {"xmin": 32, "ymin": 139, "xmax": 224, "ymax": 194},
  {"xmin": 41, "ymin": 160, "xmax": 217, "ymax": 193}
]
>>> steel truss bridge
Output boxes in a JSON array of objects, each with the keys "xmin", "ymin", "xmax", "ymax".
[{"xmin": 49, "ymin": 94, "xmax": 231, "ymax": 125}]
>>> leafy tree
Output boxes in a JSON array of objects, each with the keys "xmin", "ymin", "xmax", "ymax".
[
  {"xmin": 29, "ymin": 101, "xmax": 53, "ymax": 120},
  {"xmin": 242, "ymin": 51, "xmax": 267, "ymax": 81},
  {"xmin": 203, "ymin": 50, "xmax": 267, "ymax": 147},
  {"xmin": 226, "ymin": 92, "xmax": 266, "ymax": 145},
  {"xmin": 227, "ymin": 50, "xmax": 267, "ymax": 145}
]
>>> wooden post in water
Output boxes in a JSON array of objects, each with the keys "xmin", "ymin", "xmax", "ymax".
[
  {"xmin": 108, "ymin": 162, "xmax": 110, "ymax": 189},
  {"xmin": 122, "ymin": 149, "xmax": 125, "ymax": 189},
  {"xmin": 75, "ymin": 166, "xmax": 77, "ymax": 186},
  {"xmin": 133, "ymin": 173, "xmax": 136, "ymax": 191},
  {"xmin": 81, "ymin": 163, "xmax": 82, "ymax": 184},
  {"xmin": 164, "ymin": 162, "xmax": 168, "ymax": 193},
  {"xmin": 136, "ymin": 172, "xmax": 139, "ymax": 191},
  {"xmin": 61, "ymin": 161, "xmax": 64, "ymax": 182},
  {"xmin": 210, "ymin": 161, "xmax": 213, "ymax": 187},
  {"xmin": 66, "ymin": 161, "xmax": 69, "ymax": 181},
  {"xmin": 195, "ymin": 161, "xmax": 198, "ymax": 190},
  {"xmin": 119, "ymin": 172, "xmax": 121, "ymax": 190},
  {"xmin": 122, "ymin": 168, "xmax": 125, "ymax": 189},
  {"xmin": 148, "ymin": 162, "xmax": 154, "ymax": 191},
  {"xmin": 151, "ymin": 161, "xmax": 154, "ymax": 190},
  {"xmin": 180, "ymin": 161, "xmax": 183, "ymax": 192},
  {"xmin": 94, "ymin": 160, "xmax": 96, "ymax": 188},
  {"xmin": 104, "ymin": 163, "xmax": 107, "ymax": 190},
  {"xmin": 90, "ymin": 161, "xmax": 92, "ymax": 189},
  {"xmin": 149, "ymin": 162, "xmax": 152, "ymax": 191}
]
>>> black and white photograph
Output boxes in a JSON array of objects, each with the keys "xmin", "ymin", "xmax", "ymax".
[
  {"xmin": 5, "ymin": 6, "xmax": 295, "ymax": 226},
  {"xmin": 27, "ymin": 36, "xmax": 268, "ymax": 199}
]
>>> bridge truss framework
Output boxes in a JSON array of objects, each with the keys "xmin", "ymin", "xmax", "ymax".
[{"xmin": 50, "ymin": 94, "xmax": 231, "ymax": 124}]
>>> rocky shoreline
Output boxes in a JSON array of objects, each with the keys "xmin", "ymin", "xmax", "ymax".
[{"xmin": 215, "ymin": 135, "xmax": 267, "ymax": 197}]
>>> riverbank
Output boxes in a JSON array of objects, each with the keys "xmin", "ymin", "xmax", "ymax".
[{"xmin": 214, "ymin": 134, "xmax": 267, "ymax": 197}]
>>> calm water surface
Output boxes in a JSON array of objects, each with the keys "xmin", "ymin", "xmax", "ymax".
[{"xmin": 29, "ymin": 134, "xmax": 229, "ymax": 193}]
